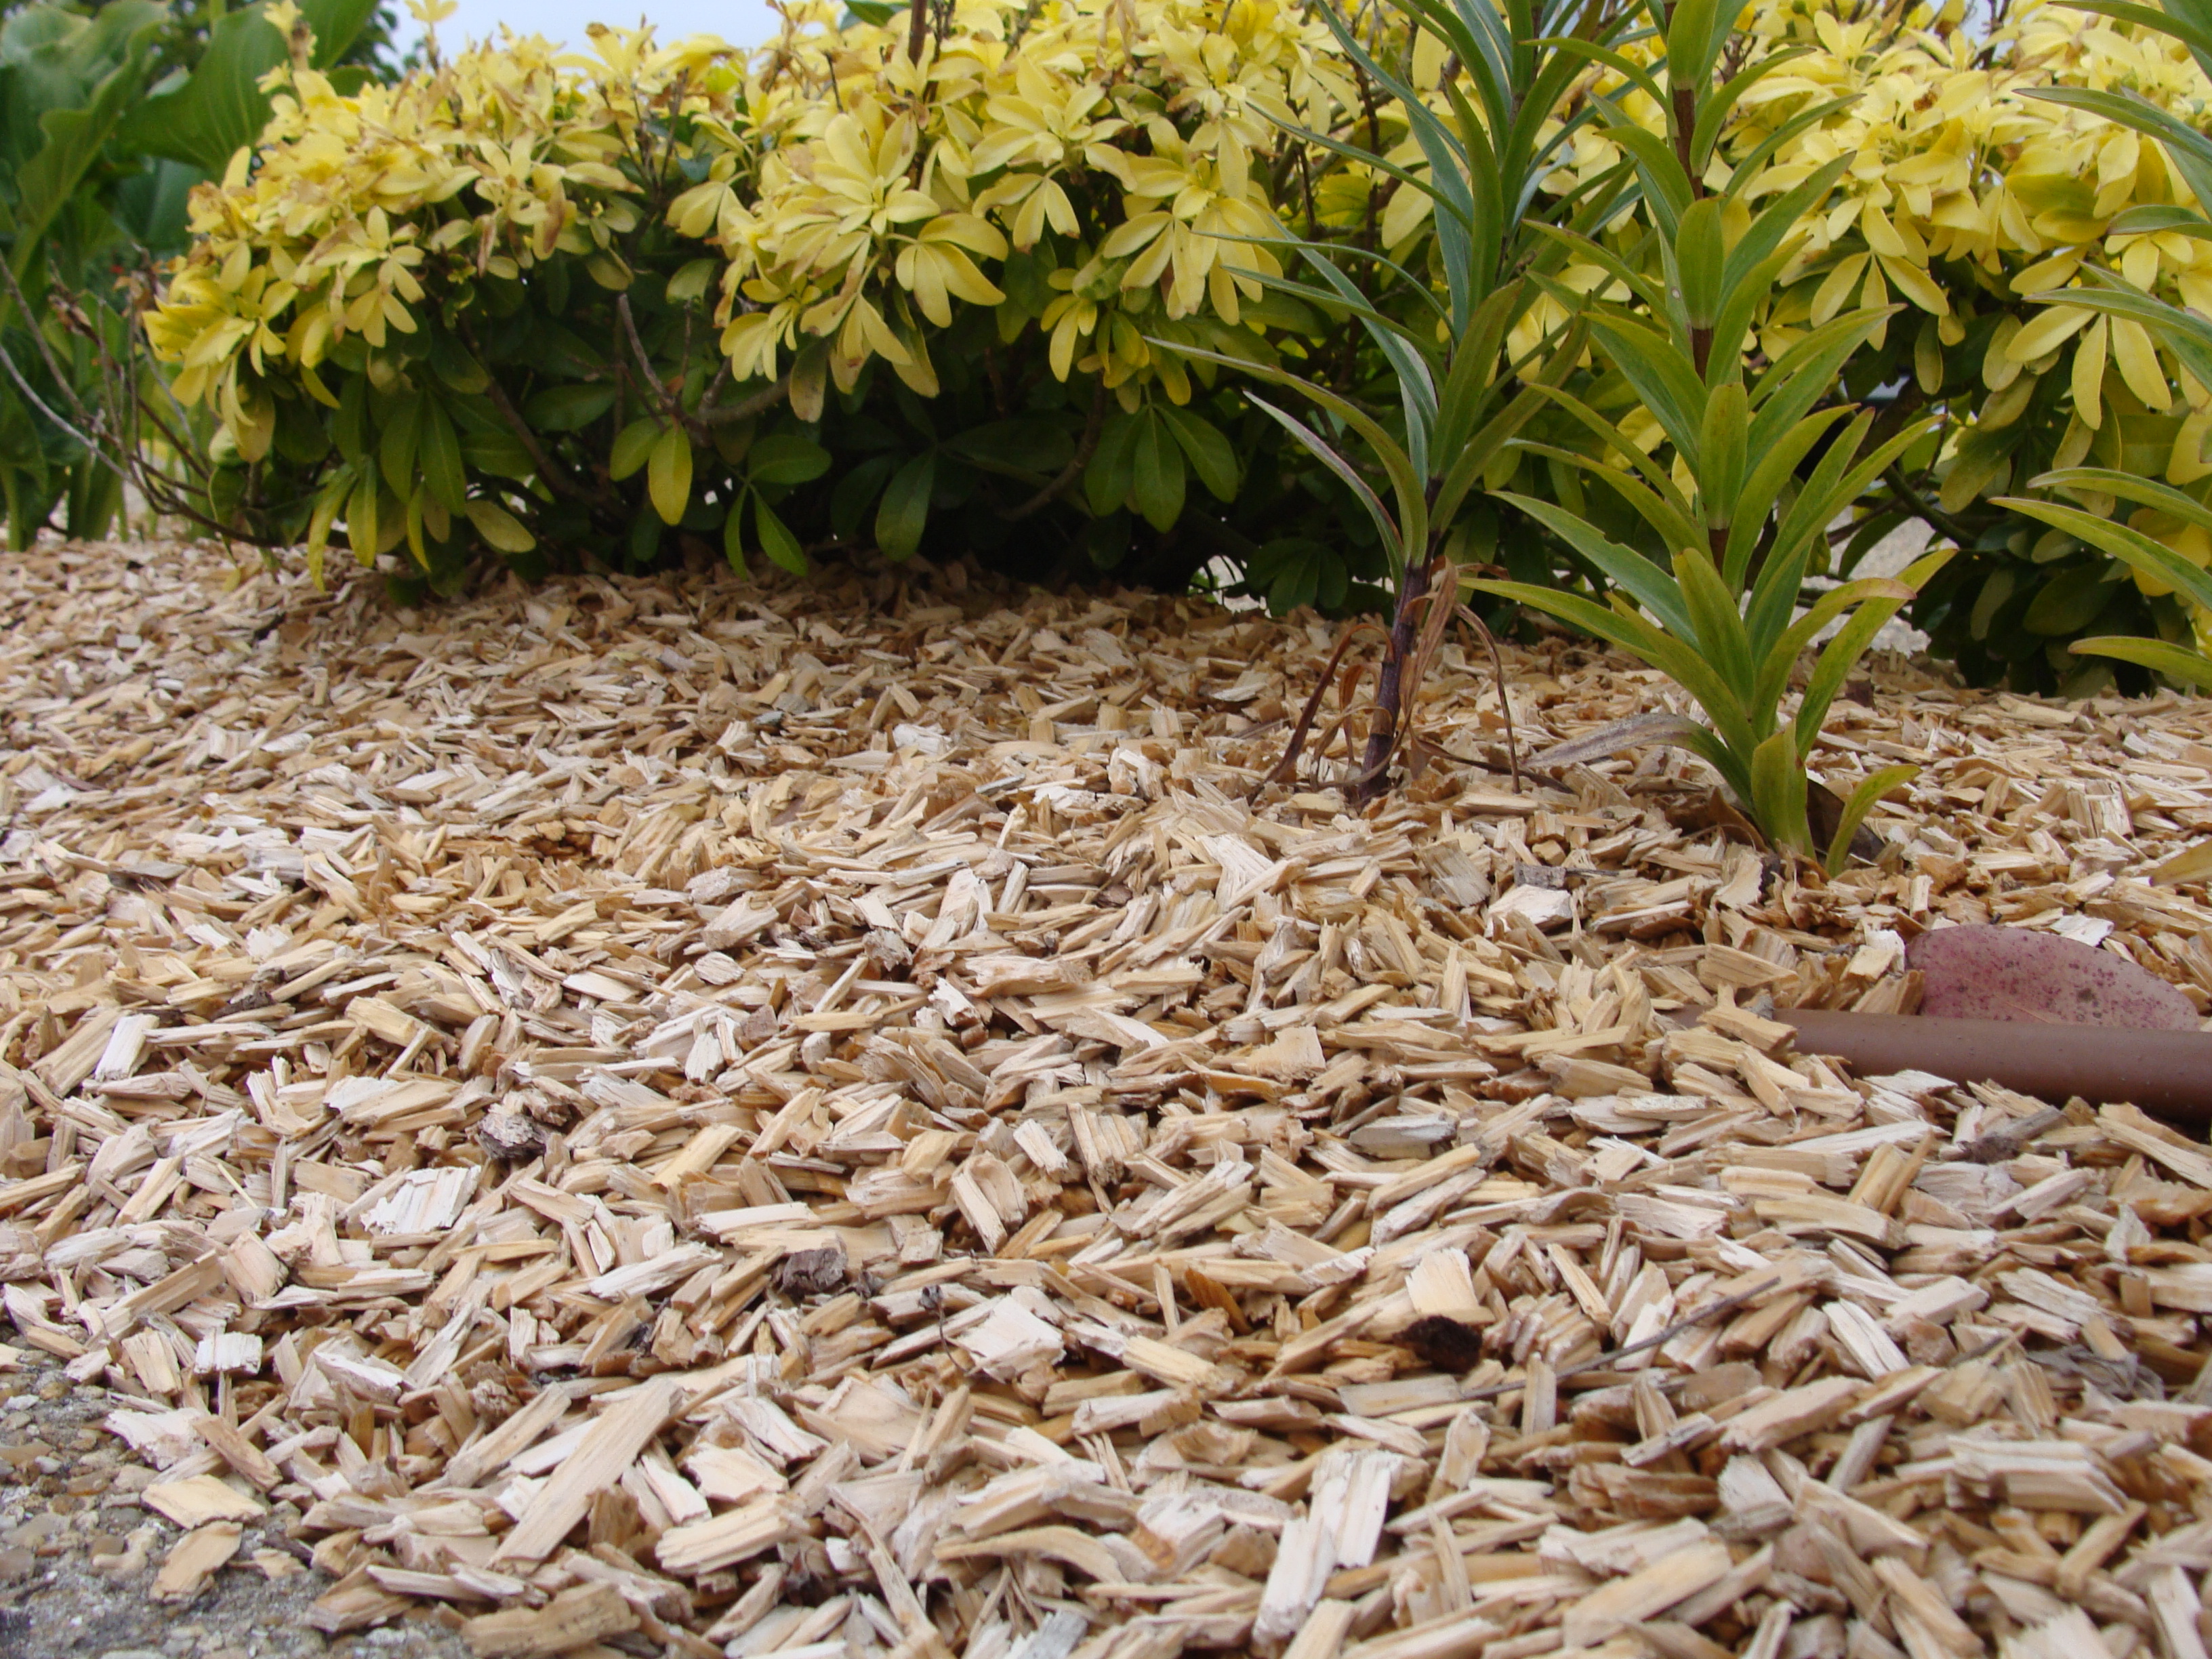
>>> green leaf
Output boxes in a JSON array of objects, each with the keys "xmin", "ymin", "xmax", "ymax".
[
  {"xmin": 464, "ymin": 498, "xmax": 536, "ymax": 554},
  {"xmin": 1160, "ymin": 407, "xmax": 1237, "ymax": 502},
  {"xmin": 1749, "ymin": 306, "xmax": 1896, "ymax": 456},
  {"xmin": 942, "ymin": 419, "xmax": 1073, "ymax": 480},
  {"xmin": 832, "ymin": 453, "xmax": 899, "ymax": 538},
  {"xmin": 2022, "ymin": 562, "xmax": 2123, "ymax": 634},
  {"xmin": 747, "ymin": 432, "xmax": 833, "ymax": 486},
  {"xmin": 1666, "ymin": 0, "xmax": 1726, "ymax": 91},
  {"xmin": 2069, "ymin": 635, "xmax": 2212, "ymax": 688},
  {"xmin": 1292, "ymin": 244, "xmax": 1439, "ymax": 469},
  {"xmin": 876, "ymin": 451, "xmax": 935, "ymax": 561},
  {"xmin": 610, "ymin": 417, "xmax": 661, "ymax": 481},
  {"xmin": 722, "ymin": 488, "xmax": 752, "ymax": 572},
  {"xmin": 2024, "ymin": 470, "xmax": 2212, "ymax": 553},
  {"xmin": 1674, "ymin": 198, "xmax": 1726, "ymax": 331},
  {"xmin": 1696, "ymin": 382, "xmax": 1747, "ymax": 529},
  {"xmin": 1748, "ymin": 728, "xmax": 1810, "ymax": 853},
  {"xmin": 1429, "ymin": 279, "xmax": 1525, "ymax": 465},
  {"xmin": 1495, "ymin": 492, "xmax": 1697, "ymax": 641},
  {"xmin": 1673, "ymin": 547, "xmax": 1755, "ymax": 706},
  {"xmin": 756, "ymin": 497, "xmax": 807, "ymax": 575},
  {"xmin": 419, "ymin": 398, "xmax": 467, "ymax": 515},
  {"xmin": 1586, "ymin": 313, "xmax": 1706, "ymax": 462},
  {"xmin": 1249, "ymin": 394, "xmax": 1402, "ymax": 567},
  {"xmin": 1433, "ymin": 316, "xmax": 1586, "ymax": 531},
  {"xmin": 1603, "ymin": 121, "xmax": 1696, "ymax": 238},
  {"xmin": 1130, "ymin": 413, "xmax": 1187, "ymax": 532},
  {"xmin": 2024, "ymin": 87, "xmax": 2212, "ymax": 226},
  {"xmin": 3, "ymin": 3, "xmax": 163, "ymax": 305},
  {"xmin": 647, "ymin": 424, "xmax": 693, "ymax": 525},
  {"xmin": 1518, "ymin": 382, "xmax": 1699, "ymax": 536},
  {"xmin": 1794, "ymin": 549, "xmax": 1954, "ymax": 761},
  {"xmin": 346, "ymin": 474, "xmax": 379, "ymax": 566},
  {"xmin": 304, "ymin": 466, "xmax": 352, "ymax": 588},
  {"xmin": 1752, "ymin": 575, "xmax": 1915, "ymax": 724},
  {"xmin": 2045, "ymin": 270, "xmax": 2212, "ymax": 394},
  {"xmin": 1467, "ymin": 575, "xmax": 1757, "ymax": 780},
  {"xmin": 1721, "ymin": 405, "xmax": 1856, "ymax": 591},
  {"xmin": 1749, "ymin": 414, "xmax": 1937, "ymax": 645},
  {"xmin": 114, "ymin": 0, "xmax": 380, "ymax": 173},
  {"xmin": 1528, "ymin": 226, "xmax": 1671, "ymax": 314},
  {"xmin": 525, "ymin": 384, "xmax": 617, "ymax": 432},
  {"xmin": 668, "ymin": 259, "xmax": 720, "ymax": 303},
  {"xmin": 428, "ymin": 332, "xmax": 489, "ymax": 396},
  {"xmin": 379, "ymin": 394, "xmax": 422, "ymax": 498},
  {"xmin": 1086, "ymin": 411, "xmax": 1140, "ymax": 518},
  {"xmin": 2108, "ymin": 203, "xmax": 2212, "ymax": 239},
  {"xmin": 1692, "ymin": 45, "xmax": 1813, "ymax": 173},
  {"xmin": 1824, "ymin": 764, "xmax": 1917, "ymax": 876},
  {"xmin": 1152, "ymin": 337, "xmax": 1427, "ymax": 566}
]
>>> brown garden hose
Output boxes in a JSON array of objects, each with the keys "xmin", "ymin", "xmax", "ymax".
[{"xmin": 1779, "ymin": 1008, "xmax": 2212, "ymax": 1125}]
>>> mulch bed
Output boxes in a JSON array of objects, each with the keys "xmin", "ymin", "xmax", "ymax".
[{"xmin": 2, "ymin": 536, "xmax": 2211, "ymax": 1659}]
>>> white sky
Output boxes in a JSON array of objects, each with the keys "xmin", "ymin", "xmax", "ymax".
[{"xmin": 397, "ymin": 0, "xmax": 785, "ymax": 56}]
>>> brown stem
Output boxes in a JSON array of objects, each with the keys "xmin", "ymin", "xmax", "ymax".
[
  {"xmin": 1355, "ymin": 554, "xmax": 1435, "ymax": 802},
  {"xmin": 0, "ymin": 264, "xmax": 104, "ymax": 439},
  {"xmin": 0, "ymin": 338, "xmax": 129, "ymax": 483},
  {"xmin": 697, "ymin": 375, "xmax": 790, "ymax": 426},
  {"xmin": 906, "ymin": 0, "xmax": 927, "ymax": 64},
  {"xmin": 1002, "ymin": 382, "xmax": 1108, "ymax": 521},
  {"xmin": 1249, "ymin": 619, "xmax": 1390, "ymax": 800},
  {"xmin": 618, "ymin": 294, "xmax": 687, "ymax": 431},
  {"xmin": 1882, "ymin": 461, "xmax": 1977, "ymax": 550},
  {"xmin": 455, "ymin": 320, "xmax": 596, "ymax": 505}
]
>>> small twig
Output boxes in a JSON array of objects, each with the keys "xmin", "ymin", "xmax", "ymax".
[
  {"xmin": 1250, "ymin": 619, "xmax": 1390, "ymax": 800},
  {"xmin": 618, "ymin": 294, "xmax": 685, "ymax": 428},
  {"xmin": 0, "ymin": 261, "xmax": 103, "ymax": 438},
  {"xmin": 1883, "ymin": 462, "xmax": 1978, "ymax": 551},
  {"xmin": 697, "ymin": 375, "xmax": 791, "ymax": 427},
  {"xmin": 129, "ymin": 397, "xmax": 215, "ymax": 485},
  {"xmin": 0, "ymin": 340, "xmax": 131, "ymax": 485},
  {"xmin": 1458, "ymin": 1279, "xmax": 1776, "ymax": 1400},
  {"xmin": 1003, "ymin": 383, "xmax": 1109, "ymax": 522},
  {"xmin": 1455, "ymin": 602, "xmax": 1522, "ymax": 790},
  {"xmin": 454, "ymin": 320, "xmax": 596, "ymax": 504}
]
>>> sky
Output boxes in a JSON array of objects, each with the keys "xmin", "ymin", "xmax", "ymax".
[{"xmin": 396, "ymin": 0, "xmax": 785, "ymax": 57}]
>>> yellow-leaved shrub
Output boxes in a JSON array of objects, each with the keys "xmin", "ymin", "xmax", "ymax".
[{"xmin": 140, "ymin": 0, "xmax": 2212, "ymax": 687}]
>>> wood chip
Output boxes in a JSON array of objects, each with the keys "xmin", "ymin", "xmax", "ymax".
[{"xmin": 5, "ymin": 541, "xmax": 2212, "ymax": 1656}]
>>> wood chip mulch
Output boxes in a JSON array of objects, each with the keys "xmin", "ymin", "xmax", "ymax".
[{"xmin": 4, "ymin": 537, "xmax": 2212, "ymax": 1659}]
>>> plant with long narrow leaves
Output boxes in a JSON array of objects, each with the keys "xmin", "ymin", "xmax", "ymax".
[
  {"xmin": 1155, "ymin": 0, "xmax": 1639, "ymax": 798},
  {"xmin": 1463, "ymin": 0, "xmax": 1952, "ymax": 872}
]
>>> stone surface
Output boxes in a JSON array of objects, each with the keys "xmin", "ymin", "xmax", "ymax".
[
  {"xmin": 0, "ymin": 1357, "xmax": 466, "ymax": 1659},
  {"xmin": 1910, "ymin": 922, "xmax": 2201, "ymax": 1028}
]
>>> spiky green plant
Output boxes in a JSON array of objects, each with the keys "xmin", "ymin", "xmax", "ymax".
[{"xmin": 1457, "ymin": 0, "xmax": 1950, "ymax": 869}]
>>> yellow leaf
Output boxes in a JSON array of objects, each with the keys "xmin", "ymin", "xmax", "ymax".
[
  {"xmin": 647, "ymin": 426, "xmax": 693, "ymax": 526},
  {"xmin": 464, "ymin": 499, "xmax": 537, "ymax": 553},
  {"xmin": 1811, "ymin": 254, "xmax": 1868, "ymax": 328},
  {"xmin": 2072, "ymin": 316, "xmax": 2108, "ymax": 431},
  {"xmin": 1877, "ymin": 255, "xmax": 1947, "ymax": 316},
  {"xmin": 2009, "ymin": 303, "xmax": 2093, "ymax": 363},
  {"xmin": 2111, "ymin": 317, "xmax": 2171, "ymax": 410}
]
